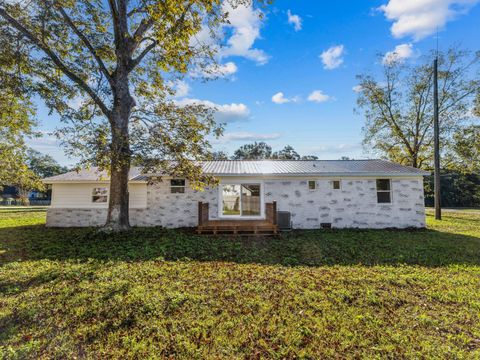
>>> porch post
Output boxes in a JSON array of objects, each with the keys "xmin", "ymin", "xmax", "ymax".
[{"xmin": 272, "ymin": 201, "xmax": 277, "ymax": 225}]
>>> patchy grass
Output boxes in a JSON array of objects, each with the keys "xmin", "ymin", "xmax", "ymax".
[{"xmin": 1, "ymin": 209, "xmax": 479, "ymax": 358}]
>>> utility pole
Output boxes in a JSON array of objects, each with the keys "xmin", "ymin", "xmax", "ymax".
[{"xmin": 433, "ymin": 57, "xmax": 441, "ymax": 220}]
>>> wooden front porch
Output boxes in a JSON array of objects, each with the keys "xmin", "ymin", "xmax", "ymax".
[{"xmin": 196, "ymin": 201, "xmax": 278, "ymax": 235}]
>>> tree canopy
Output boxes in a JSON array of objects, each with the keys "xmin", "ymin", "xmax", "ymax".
[
  {"xmin": 446, "ymin": 125, "xmax": 480, "ymax": 173},
  {"xmin": 356, "ymin": 48, "xmax": 480, "ymax": 169},
  {"xmin": 0, "ymin": 0, "xmax": 262, "ymax": 229},
  {"xmin": 0, "ymin": 90, "xmax": 43, "ymax": 192},
  {"xmin": 271, "ymin": 145, "xmax": 300, "ymax": 160},
  {"xmin": 227, "ymin": 142, "xmax": 319, "ymax": 160},
  {"xmin": 26, "ymin": 149, "xmax": 69, "ymax": 178},
  {"xmin": 232, "ymin": 142, "xmax": 273, "ymax": 160}
]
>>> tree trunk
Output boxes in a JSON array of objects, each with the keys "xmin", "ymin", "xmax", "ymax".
[
  {"xmin": 104, "ymin": 1, "xmax": 136, "ymax": 231},
  {"xmin": 412, "ymin": 154, "xmax": 418, "ymax": 168},
  {"xmin": 104, "ymin": 73, "xmax": 134, "ymax": 231}
]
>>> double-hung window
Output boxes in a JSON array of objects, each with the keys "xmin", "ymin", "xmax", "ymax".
[
  {"xmin": 92, "ymin": 187, "xmax": 108, "ymax": 203},
  {"xmin": 170, "ymin": 179, "xmax": 186, "ymax": 194},
  {"xmin": 376, "ymin": 179, "xmax": 392, "ymax": 203},
  {"xmin": 331, "ymin": 180, "xmax": 341, "ymax": 190},
  {"xmin": 221, "ymin": 183, "xmax": 261, "ymax": 217}
]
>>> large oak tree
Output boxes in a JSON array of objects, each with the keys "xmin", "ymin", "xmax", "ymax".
[{"xmin": 0, "ymin": 0, "xmax": 261, "ymax": 230}]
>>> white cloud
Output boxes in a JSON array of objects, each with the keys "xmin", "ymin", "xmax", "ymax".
[
  {"xmin": 171, "ymin": 79, "xmax": 190, "ymax": 98},
  {"xmin": 320, "ymin": 45, "xmax": 345, "ymax": 70},
  {"xmin": 307, "ymin": 90, "xmax": 331, "ymax": 103},
  {"xmin": 174, "ymin": 98, "xmax": 250, "ymax": 123},
  {"xmin": 220, "ymin": 3, "xmax": 269, "ymax": 65},
  {"xmin": 68, "ymin": 96, "xmax": 86, "ymax": 110},
  {"xmin": 352, "ymin": 85, "xmax": 363, "ymax": 93},
  {"xmin": 287, "ymin": 10, "xmax": 302, "ymax": 31},
  {"xmin": 271, "ymin": 92, "xmax": 300, "ymax": 104},
  {"xmin": 218, "ymin": 131, "xmax": 281, "ymax": 142},
  {"xmin": 193, "ymin": 61, "xmax": 238, "ymax": 79},
  {"xmin": 382, "ymin": 43, "xmax": 414, "ymax": 64},
  {"xmin": 379, "ymin": 0, "xmax": 479, "ymax": 41},
  {"xmin": 271, "ymin": 92, "xmax": 290, "ymax": 104}
]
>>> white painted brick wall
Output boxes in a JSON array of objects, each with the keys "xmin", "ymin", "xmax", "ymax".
[
  {"xmin": 264, "ymin": 178, "xmax": 425, "ymax": 229},
  {"xmin": 46, "ymin": 177, "xmax": 425, "ymax": 228}
]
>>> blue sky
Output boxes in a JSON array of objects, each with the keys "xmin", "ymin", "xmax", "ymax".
[{"xmin": 32, "ymin": 0, "xmax": 480, "ymax": 165}]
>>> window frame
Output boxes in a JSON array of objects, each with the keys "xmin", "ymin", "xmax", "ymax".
[
  {"xmin": 331, "ymin": 180, "xmax": 341, "ymax": 190},
  {"xmin": 170, "ymin": 179, "xmax": 186, "ymax": 194},
  {"xmin": 92, "ymin": 187, "xmax": 108, "ymax": 203},
  {"xmin": 308, "ymin": 180, "xmax": 317, "ymax": 191},
  {"xmin": 218, "ymin": 180, "xmax": 264, "ymax": 219},
  {"xmin": 376, "ymin": 179, "xmax": 393, "ymax": 204}
]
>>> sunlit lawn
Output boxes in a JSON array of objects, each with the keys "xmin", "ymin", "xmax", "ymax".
[{"xmin": 1, "ymin": 207, "xmax": 479, "ymax": 358}]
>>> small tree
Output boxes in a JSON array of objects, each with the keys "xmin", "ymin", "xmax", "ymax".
[
  {"xmin": 356, "ymin": 48, "xmax": 479, "ymax": 169},
  {"xmin": 272, "ymin": 145, "xmax": 300, "ymax": 160},
  {"xmin": 0, "ymin": 90, "xmax": 43, "ymax": 197},
  {"xmin": 210, "ymin": 150, "xmax": 229, "ymax": 160},
  {"xmin": 301, "ymin": 155, "xmax": 318, "ymax": 160},
  {"xmin": 27, "ymin": 149, "xmax": 68, "ymax": 178},
  {"xmin": 0, "ymin": 0, "xmax": 263, "ymax": 230},
  {"xmin": 446, "ymin": 125, "xmax": 480, "ymax": 173},
  {"xmin": 232, "ymin": 142, "xmax": 272, "ymax": 160}
]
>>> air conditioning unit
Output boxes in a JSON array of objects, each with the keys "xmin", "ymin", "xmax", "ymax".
[{"xmin": 277, "ymin": 211, "xmax": 292, "ymax": 230}]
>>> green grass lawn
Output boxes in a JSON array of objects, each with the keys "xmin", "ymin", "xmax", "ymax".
[{"xmin": 1, "ymin": 209, "xmax": 479, "ymax": 358}]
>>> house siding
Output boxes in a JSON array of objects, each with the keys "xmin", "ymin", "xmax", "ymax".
[
  {"xmin": 50, "ymin": 183, "xmax": 147, "ymax": 209},
  {"xmin": 46, "ymin": 176, "xmax": 425, "ymax": 228}
]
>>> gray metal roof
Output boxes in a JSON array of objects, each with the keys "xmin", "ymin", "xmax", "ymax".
[
  {"xmin": 201, "ymin": 160, "xmax": 429, "ymax": 176},
  {"xmin": 43, "ymin": 160, "xmax": 429, "ymax": 183},
  {"xmin": 43, "ymin": 167, "xmax": 145, "ymax": 182}
]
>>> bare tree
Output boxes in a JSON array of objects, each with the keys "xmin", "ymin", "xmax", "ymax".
[{"xmin": 356, "ymin": 48, "xmax": 480, "ymax": 169}]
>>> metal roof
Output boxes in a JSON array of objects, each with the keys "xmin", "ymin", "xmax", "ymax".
[
  {"xmin": 43, "ymin": 160, "xmax": 429, "ymax": 183},
  {"xmin": 201, "ymin": 160, "xmax": 429, "ymax": 176},
  {"xmin": 43, "ymin": 167, "xmax": 145, "ymax": 182}
]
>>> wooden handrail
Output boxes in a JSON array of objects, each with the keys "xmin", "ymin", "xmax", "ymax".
[
  {"xmin": 265, "ymin": 201, "xmax": 277, "ymax": 225},
  {"xmin": 198, "ymin": 201, "xmax": 209, "ymax": 226}
]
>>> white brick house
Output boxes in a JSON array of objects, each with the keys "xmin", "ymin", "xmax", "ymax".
[{"xmin": 43, "ymin": 160, "xmax": 429, "ymax": 229}]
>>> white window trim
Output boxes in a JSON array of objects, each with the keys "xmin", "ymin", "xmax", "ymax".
[
  {"xmin": 170, "ymin": 179, "xmax": 186, "ymax": 194},
  {"xmin": 331, "ymin": 179, "xmax": 342, "ymax": 190},
  {"xmin": 92, "ymin": 187, "xmax": 108, "ymax": 203},
  {"xmin": 308, "ymin": 180, "xmax": 317, "ymax": 191},
  {"xmin": 376, "ymin": 178, "xmax": 393, "ymax": 204},
  {"xmin": 218, "ymin": 180, "xmax": 265, "ymax": 220}
]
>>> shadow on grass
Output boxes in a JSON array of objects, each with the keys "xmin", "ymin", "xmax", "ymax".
[{"xmin": 1, "ymin": 223, "xmax": 479, "ymax": 267}]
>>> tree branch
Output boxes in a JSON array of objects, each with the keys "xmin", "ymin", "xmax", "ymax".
[
  {"xmin": 55, "ymin": 5, "xmax": 112, "ymax": 83},
  {"xmin": 0, "ymin": 7, "xmax": 111, "ymax": 118},
  {"xmin": 129, "ymin": 40, "xmax": 157, "ymax": 71},
  {"xmin": 132, "ymin": 17, "xmax": 154, "ymax": 47},
  {"xmin": 108, "ymin": 0, "xmax": 120, "ymax": 47}
]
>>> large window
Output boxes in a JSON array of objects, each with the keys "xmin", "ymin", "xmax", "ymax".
[
  {"xmin": 376, "ymin": 179, "xmax": 392, "ymax": 203},
  {"xmin": 222, "ymin": 183, "xmax": 261, "ymax": 217},
  {"xmin": 92, "ymin": 187, "xmax": 108, "ymax": 203}
]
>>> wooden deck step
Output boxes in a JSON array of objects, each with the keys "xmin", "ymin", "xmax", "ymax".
[{"xmin": 196, "ymin": 221, "xmax": 278, "ymax": 235}]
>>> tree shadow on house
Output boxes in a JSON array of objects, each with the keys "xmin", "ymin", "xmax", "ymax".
[{"xmin": 1, "ymin": 223, "xmax": 479, "ymax": 267}]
